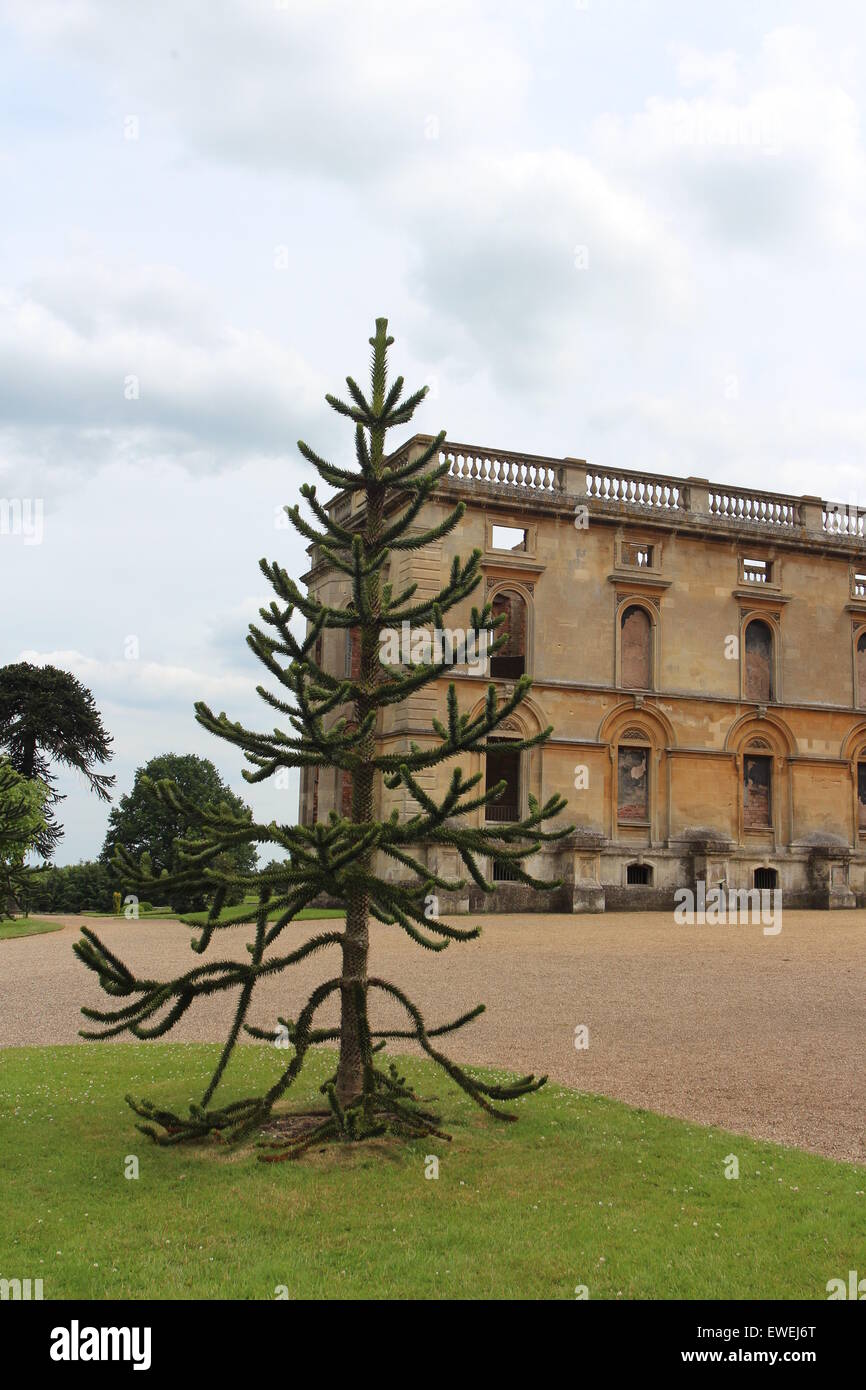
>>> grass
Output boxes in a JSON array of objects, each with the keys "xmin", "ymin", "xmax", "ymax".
[
  {"xmin": 178, "ymin": 905, "xmax": 345, "ymax": 925},
  {"xmin": 0, "ymin": 917, "xmax": 64, "ymax": 941},
  {"xmin": 0, "ymin": 1044, "xmax": 863, "ymax": 1300},
  {"xmin": 84, "ymin": 904, "xmax": 345, "ymax": 923}
]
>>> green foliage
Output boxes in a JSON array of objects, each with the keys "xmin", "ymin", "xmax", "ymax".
[
  {"xmin": 0, "ymin": 662, "xmax": 115, "ymax": 856},
  {"xmin": 27, "ymin": 860, "xmax": 115, "ymax": 915},
  {"xmin": 0, "ymin": 759, "xmax": 48, "ymax": 914},
  {"xmin": 75, "ymin": 319, "xmax": 571, "ymax": 1158},
  {"xmin": 100, "ymin": 753, "xmax": 257, "ymax": 912}
]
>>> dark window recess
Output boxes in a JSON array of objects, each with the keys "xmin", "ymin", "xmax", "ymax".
[
  {"xmin": 754, "ymin": 867, "xmax": 778, "ymax": 891},
  {"xmin": 858, "ymin": 632, "xmax": 866, "ymax": 707},
  {"xmin": 744, "ymin": 620, "xmax": 774, "ymax": 701},
  {"xmin": 314, "ymin": 634, "xmax": 323, "ymax": 668},
  {"xmin": 626, "ymin": 863, "xmax": 651, "ymax": 885},
  {"xmin": 620, "ymin": 605, "xmax": 652, "ymax": 689},
  {"xmin": 617, "ymin": 744, "xmax": 649, "ymax": 823},
  {"xmin": 311, "ymin": 767, "xmax": 319, "ymax": 825},
  {"xmin": 490, "ymin": 590, "xmax": 527, "ymax": 678},
  {"xmin": 485, "ymin": 741, "xmax": 520, "ymax": 822},
  {"xmin": 858, "ymin": 761, "xmax": 866, "ymax": 830},
  {"xmin": 743, "ymin": 754, "xmax": 772, "ymax": 829},
  {"xmin": 492, "ymin": 859, "xmax": 521, "ymax": 882}
]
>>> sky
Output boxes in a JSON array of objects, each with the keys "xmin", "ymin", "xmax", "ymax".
[{"xmin": 2, "ymin": 0, "xmax": 866, "ymax": 863}]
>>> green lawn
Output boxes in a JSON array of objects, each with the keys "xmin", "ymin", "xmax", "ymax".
[
  {"xmin": 86, "ymin": 905, "xmax": 345, "ymax": 923},
  {"xmin": 0, "ymin": 917, "xmax": 63, "ymax": 941},
  {"xmin": 0, "ymin": 1044, "xmax": 862, "ymax": 1300},
  {"xmin": 177, "ymin": 905, "xmax": 345, "ymax": 925}
]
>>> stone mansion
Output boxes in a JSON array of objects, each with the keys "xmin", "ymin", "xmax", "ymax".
[{"xmin": 299, "ymin": 435, "xmax": 866, "ymax": 911}]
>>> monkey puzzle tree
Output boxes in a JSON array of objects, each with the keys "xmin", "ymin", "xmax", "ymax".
[
  {"xmin": 0, "ymin": 662, "xmax": 115, "ymax": 857},
  {"xmin": 74, "ymin": 319, "xmax": 570, "ymax": 1160}
]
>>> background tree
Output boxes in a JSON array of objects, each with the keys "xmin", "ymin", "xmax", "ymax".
[
  {"xmin": 27, "ymin": 861, "xmax": 118, "ymax": 916},
  {"xmin": 75, "ymin": 318, "xmax": 570, "ymax": 1160},
  {"xmin": 0, "ymin": 663, "xmax": 115, "ymax": 857},
  {"xmin": 101, "ymin": 753, "xmax": 257, "ymax": 912},
  {"xmin": 0, "ymin": 758, "xmax": 47, "ymax": 917}
]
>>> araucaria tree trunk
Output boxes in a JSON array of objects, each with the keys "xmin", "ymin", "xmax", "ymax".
[
  {"xmin": 336, "ymin": 441, "xmax": 384, "ymax": 1104},
  {"xmin": 75, "ymin": 318, "xmax": 571, "ymax": 1160}
]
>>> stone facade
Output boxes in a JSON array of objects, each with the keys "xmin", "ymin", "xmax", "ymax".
[{"xmin": 299, "ymin": 435, "xmax": 866, "ymax": 912}]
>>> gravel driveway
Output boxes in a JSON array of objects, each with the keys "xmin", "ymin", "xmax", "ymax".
[{"xmin": 1, "ymin": 910, "xmax": 864, "ymax": 1163}]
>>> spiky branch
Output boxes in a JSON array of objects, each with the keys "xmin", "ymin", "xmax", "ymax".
[{"xmin": 75, "ymin": 318, "xmax": 571, "ymax": 1159}]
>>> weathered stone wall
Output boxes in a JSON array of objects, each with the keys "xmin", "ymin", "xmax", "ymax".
[{"xmin": 302, "ymin": 438, "xmax": 866, "ymax": 913}]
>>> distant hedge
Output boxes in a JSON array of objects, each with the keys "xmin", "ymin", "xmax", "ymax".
[{"xmin": 26, "ymin": 861, "xmax": 117, "ymax": 915}]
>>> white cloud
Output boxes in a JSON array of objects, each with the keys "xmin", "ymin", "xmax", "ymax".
[
  {"xmin": 15, "ymin": 649, "xmax": 253, "ymax": 711},
  {"xmin": 672, "ymin": 44, "xmax": 740, "ymax": 96},
  {"xmin": 1, "ymin": 0, "xmax": 531, "ymax": 177},
  {"xmin": 389, "ymin": 147, "xmax": 694, "ymax": 390},
  {"xmin": 0, "ymin": 259, "xmax": 327, "ymax": 489},
  {"xmin": 595, "ymin": 27, "xmax": 866, "ymax": 252}
]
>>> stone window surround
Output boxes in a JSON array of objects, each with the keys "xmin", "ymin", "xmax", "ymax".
[
  {"xmin": 614, "ymin": 727, "xmax": 653, "ymax": 833},
  {"xmin": 742, "ymin": 744, "xmax": 774, "ymax": 833},
  {"xmin": 485, "ymin": 578, "xmax": 536, "ymax": 679},
  {"xmin": 728, "ymin": 719, "xmax": 792, "ymax": 848},
  {"xmin": 614, "ymin": 532, "xmax": 662, "ymax": 574},
  {"xmin": 614, "ymin": 594, "xmax": 659, "ymax": 693},
  {"xmin": 852, "ymin": 621, "xmax": 866, "ymax": 710},
  {"xmin": 738, "ymin": 550, "xmax": 781, "ymax": 591},
  {"xmin": 483, "ymin": 515, "xmax": 537, "ymax": 558},
  {"xmin": 739, "ymin": 610, "xmax": 783, "ymax": 704}
]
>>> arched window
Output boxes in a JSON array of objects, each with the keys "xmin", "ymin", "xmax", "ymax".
[
  {"xmin": 857, "ymin": 631, "xmax": 866, "ymax": 708},
  {"xmin": 743, "ymin": 740, "xmax": 773, "ymax": 829},
  {"xmin": 744, "ymin": 619, "xmax": 774, "ymax": 702},
  {"xmin": 617, "ymin": 729, "xmax": 650, "ymax": 825},
  {"xmin": 490, "ymin": 590, "xmax": 527, "ymax": 678},
  {"xmin": 620, "ymin": 605, "xmax": 652, "ymax": 689},
  {"xmin": 858, "ymin": 749, "xmax": 866, "ymax": 832}
]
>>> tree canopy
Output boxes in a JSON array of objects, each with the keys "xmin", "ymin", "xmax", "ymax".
[
  {"xmin": 0, "ymin": 758, "xmax": 48, "ymax": 916},
  {"xmin": 0, "ymin": 662, "xmax": 115, "ymax": 857},
  {"xmin": 101, "ymin": 753, "xmax": 257, "ymax": 911}
]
